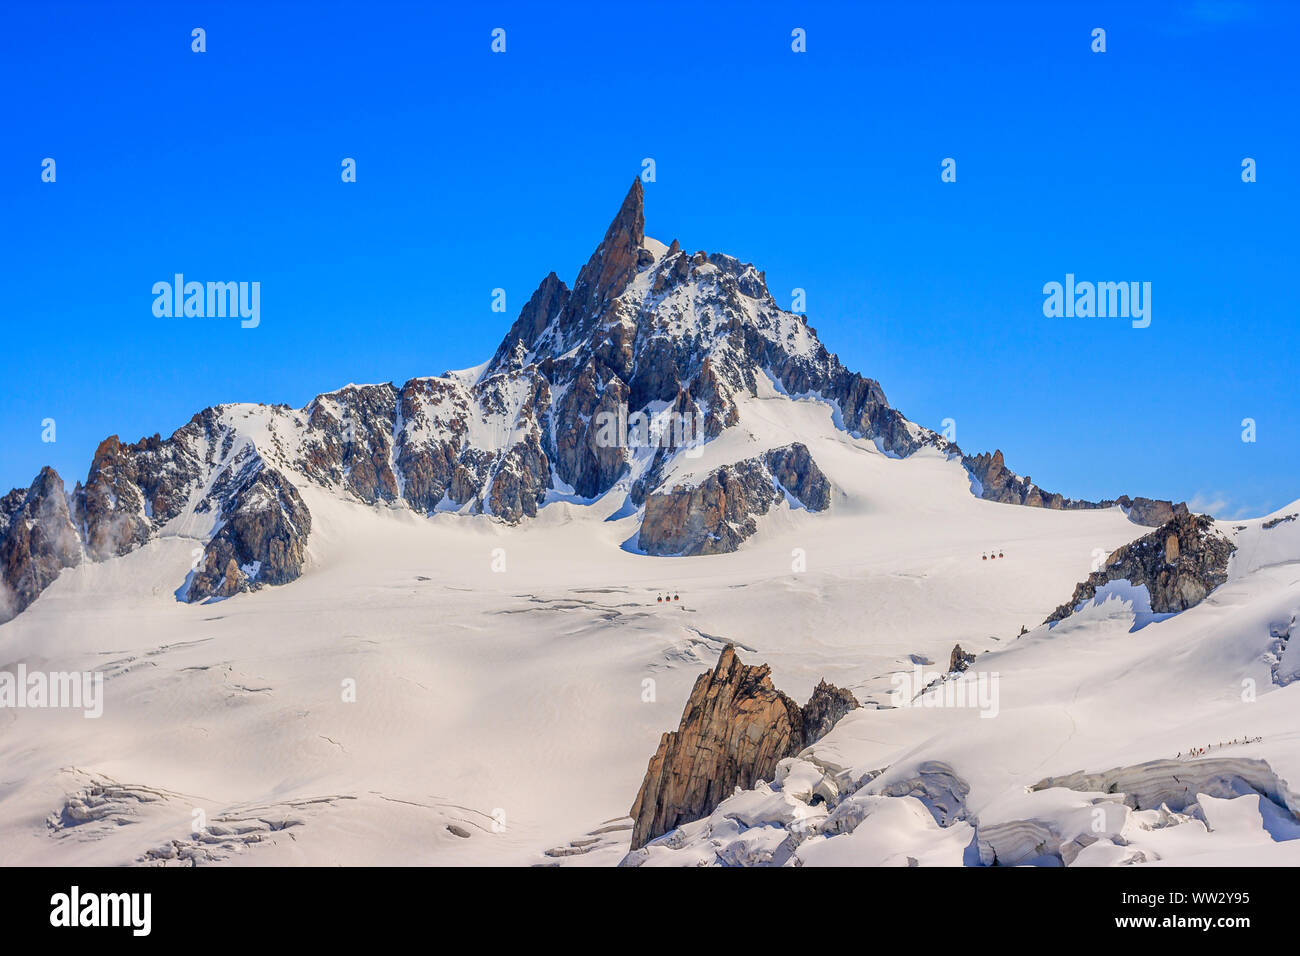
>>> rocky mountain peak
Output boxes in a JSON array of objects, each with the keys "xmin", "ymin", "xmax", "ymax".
[
  {"xmin": 485, "ymin": 180, "xmax": 648, "ymax": 378},
  {"xmin": 0, "ymin": 466, "xmax": 81, "ymax": 620},
  {"xmin": 627, "ymin": 644, "xmax": 858, "ymax": 850},
  {"xmin": 488, "ymin": 271, "xmax": 569, "ymax": 372},
  {"xmin": 0, "ymin": 179, "xmax": 1201, "ymax": 623},
  {"xmin": 556, "ymin": 177, "xmax": 646, "ymax": 344},
  {"xmin": 602, "ymin": 177, "xmax": 646, "ymax": 254}
]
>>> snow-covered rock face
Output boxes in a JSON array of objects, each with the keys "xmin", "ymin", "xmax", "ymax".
[
  {"xmin": 485, "ymin": 180, "xmax": 947, "ymax": 506},
  {"xmin": 0, "ymin": 468, "xmax": 82, "ymax": 620},
  {"xmin": 1046, "ymin": 511, "xmax": 1236, "ymax": 623},
  {"xmin": 294, "ymin": 370, "xmax": 554, "ymax": 522},
  {"xmin": 0, "ymin": 369, "xmax": 557, "ymax": 619},
  {"xmin": 638, "ymin": 443, "xmax": 831, "ymax": 556},
  {"xmin": 0, "ymin": 179, "xmax": 1187, "ymax": 621}
]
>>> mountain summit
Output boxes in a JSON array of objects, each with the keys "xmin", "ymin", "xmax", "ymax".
[{"xmin": 0, "ymin": 181, "xmax": 1182, "ymax": 622}]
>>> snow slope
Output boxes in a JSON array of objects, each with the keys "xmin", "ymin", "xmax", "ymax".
[
  {"xmin": 7, "ymin": 383, "xmax": 1290, "ymax": 867},
  {"xmin": 620, "ymin": 495, "xmax": 1300, "ymax": 867}
]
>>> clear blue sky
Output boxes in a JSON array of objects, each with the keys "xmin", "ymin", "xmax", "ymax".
[{"xmin": 2, "ymin": 0, "xmax": 1296, "ymax": 517}]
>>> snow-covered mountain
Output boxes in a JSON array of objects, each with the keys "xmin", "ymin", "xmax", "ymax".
[
  {"xmin": 0, "ymin": 180, "xmax": 1296, "ymax": 868},
  {"xmin": 0, "ymin": 180, "xmax": 1180, "ymax": 623}
]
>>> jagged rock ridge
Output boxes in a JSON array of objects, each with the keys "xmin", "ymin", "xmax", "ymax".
[
  {"xmin": 1046, "ymin": 511, "xmax": 1236, "ymax": 623},
  {"xmin": 628, "ymin": 644, "xmax": 858, "ymax": 851},
  {"xmin": 0, "ymin": 178, "xmax": 1187, "ymax": 621},
  {"xmin": 0, "ymin": 468, "xmax": 82, "ymax": 620},
  {"xmin": 963, "ymin": 450, "xmax": 1187, "ymax": 526}
]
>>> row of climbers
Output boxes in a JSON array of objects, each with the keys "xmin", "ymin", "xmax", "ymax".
[{"xmin": 1177, "ymin": 736, "xmax": 1262, "ymax": 759}]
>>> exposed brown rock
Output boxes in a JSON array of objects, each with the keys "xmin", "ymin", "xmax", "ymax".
[
  {"xmin": 488, "ymin": 271, "xmax": 570, "ymax": 372},
  {"xmin": 801, "ymin": 679, "xmax": 859, "ymax": 746},
  {"xmin": 556, "ymin": 177, "xmax": 645, "ymax": 346},
  {"xmin": 963, "ymin": 449, "xmax": 1104, "ymax": 514},
  {"xmin": 73, "ymin": 429, "xmax": 209, "ymax": 561},
  {"xmin": 1120, "ymin": 496, "xmax": 1190, "ymax": 527},
  {"xmin": 0, "ymin": 179, "xmax": 1209, "ymax": 624},
  {"xmin": 1046, "ymin": 511, "xmax": 1235, "ymax": 623},
  {"xmin": 486, "ymin": 436, "xmax": 550, "ymax": 523},
  {"xmin": 0, "ymin": 468, "xmax": 82, "ymax": 621},
  {"xmin": 628, "ymin": 645, "xmax": 857, "ymax": 850},
  {"xmin": 638, "ymin": 443, "xmax": 831, "ymax": 556},
  {"xmin": 297, "ymin": 384, "xmax": 401, "ymax": 505},
  {"xmin": 186, "ymin": 465, "xmax": 312, "ymax": 603},
  {"xmin": 551, "ymin": 365, "xmax": 629, "ymax": 498},
  {"xmin": 295, "ymin": 371, "xmax": 555, "ymax": 523},
  {"xmin": 961, "ymin": 450, "xmax": 1185, "ymax": 528},
  {"xmin": 950, "ymin": 644, "xmax": 976, "ymax": 673}
]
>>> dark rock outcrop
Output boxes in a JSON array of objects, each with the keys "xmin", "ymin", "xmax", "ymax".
[
  {"xmin": 559, "ymin": 177, "xmax": 646, "ymax": 343},
  {"xmin": 297, "ymin": 370, "xmax": 556, "ymax": 521},
  {"xmin": 628, "ymin": 645, "xmax": 858, "ymax": 850},
  {"xmin": 298, "ymin": 384, "xmax": 402, "ymax": 506},
  {"xmin": 550, "ymin": 366, "xmax": 630, "ymax": 499},
  {"xmin": 801, "ymin": 679, "xmax": 859, "ymax": 746},
  {"xmin": 488, "ymin": 271, "xmax": 570, "ymax": 372},
  {"xmin": 1118, "ymin": 496, "xmax": 1189, "ymax": 527},
  {"xmin": 74, "ymin": 427, "xmax": 212, "ymax": 561},
  {"xmin": 949, "ymin": 644, "xmax": 977, "ymax": 673},
  {"xmin": 963, "ymin": 449, "xmax": 1102, "ymax": 512},
  {"xmin": 1046, "ymin": 512, "xmax": 1235, "ymax": 623},
  {"xmin": 485, "ymin": 435, "xmax": 550, "ymax": 523},
  {"xmin": 475, "ymin": 180, "xmax": 1183, "ymax": 531},
  {"xmin": 186, "ymin": 463, "xmax": 312, "ymax": 603},
  {"xmin": 765, "ymin": 443, "xmax": 833, "ymax": 513},
  {"xmin": 0, "ymin": 468, "xmax": 82, "ymax": 620},
  {"xmin": 962, "ymin": 450, "xmax": 1185, "ymax": 528},
  {"xmin": 0, "ymin": 406, "xmax": 320, "ymax": 619},
  {"xmin": 637, "ymin": 443, "xmax": 830, "ymax": 556}
]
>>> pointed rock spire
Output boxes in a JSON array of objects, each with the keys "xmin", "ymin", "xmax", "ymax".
[
  {"xmin": 603, "ymin": 177, "xmax": 645, "ymax": 251},
  {"xmin": 0, "ymin": 466, "xmax": 81, "ymax": 622},
  {"xmin": 626, "ymin": 643, "xmax": 858, "ymax": 851},
  {"xmin": 488, "ymin": 270, "xmax": 571, "ymax": 371},
  {"xmin": 485, "ymin": 179, "xmax": 647, "ymax": 375},
  {"xmin": 560, "ymin": 178, "xmax": 647, "ymax": 339}
]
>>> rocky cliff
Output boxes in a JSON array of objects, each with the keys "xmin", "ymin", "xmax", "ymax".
[
  {"xmin": 0, "ymin": 468, "xmax": 82, "ymax": 620},
  {"xmin": 1046, "ymin": 511, "xmax": 1236, "ymax": 623},
  {"xmin": 185, "ymin": 463, "xmax": 311, "ymax": 602},
  {"xmin": 638, "ymin": 443, "xmax": 831, "ymax": 555},
  {"xmin": 963, "ymin": 450, "xmax": 1185, "ymax": 528},
  {"xmin": 801, "ymin": 679, "xmax": 860, "ymax": 746},
  {"xmin": 628, "ymin": 644, "xmax": 858, "ymax": 850}
]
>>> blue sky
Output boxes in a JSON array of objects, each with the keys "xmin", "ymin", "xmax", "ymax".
[{"xmin": 2, "ymin": 0, "xmax": 1296, "ymax": 517}]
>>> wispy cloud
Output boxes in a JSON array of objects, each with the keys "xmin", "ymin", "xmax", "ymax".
[
  {"xmin": 1188, "ymin": 492, "xmax": 1230, "ymax": 516},
  {"xmin": 1187, "ymin": 491, "xmax": 1263, "ymax": 520}
]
